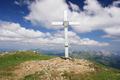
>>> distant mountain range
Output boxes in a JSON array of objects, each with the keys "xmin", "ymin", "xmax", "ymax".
[
  {"xmin": 0, "ymin": 48, "xmax": 120, "ymax": 69},
  {"xmin": 69, "ymin": 51, "xmax": 120, "ymax": 69},
  {"xmin": 36, "ymin": 50, "xmax": 120, "ymax": 69},
  {"xmin": 37, "ymin": 50, "xmax": 120, "ymax": 69}
]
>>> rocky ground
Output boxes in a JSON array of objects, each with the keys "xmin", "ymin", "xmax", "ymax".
[{"xmin": 12, "ymin": 57, "xmax": 96, "ymax": 80}]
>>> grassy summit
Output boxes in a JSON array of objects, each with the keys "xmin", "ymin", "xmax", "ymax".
[
  {"xmin": 0, "ymin": 51, "xmax": 120, "ymax": 80},
  {"xmin": 0, "ymin": 51, "xmax": 53, "ymax": 69},
  {"xmin": 0, "ymin": 51, "xmax": 53, "ymax": 80}
]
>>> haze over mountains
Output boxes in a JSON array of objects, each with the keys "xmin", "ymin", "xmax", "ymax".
[{"xmin": 1, "ymin": 49, "xmax": 119, "ymax": 70}]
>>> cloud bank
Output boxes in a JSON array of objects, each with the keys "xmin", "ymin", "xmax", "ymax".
[
  {"xmin": 25, "ymin": 0, "xmax": 120, "ymax": 38},
  {"xmin": 0, "ymin": 21, "xmax": 108, "ymax": 50}
]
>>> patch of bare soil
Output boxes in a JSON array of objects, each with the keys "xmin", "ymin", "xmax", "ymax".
[{"xmin": 13, "ymin": 57, "xmax": 96, "ymax": 80}]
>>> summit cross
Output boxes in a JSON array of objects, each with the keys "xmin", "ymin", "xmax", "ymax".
[{"xmin": 51, "ymin": 10, "xmax": 80, "ymax": 58}]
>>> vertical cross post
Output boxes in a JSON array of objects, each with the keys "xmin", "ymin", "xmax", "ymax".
[
  {"xmin": 51, "ymin": 10, "xmax": 79, "ymax": 58},
  {"xmin": 63, "ymin": 10, "xmax": 69, "ymax": 58}
]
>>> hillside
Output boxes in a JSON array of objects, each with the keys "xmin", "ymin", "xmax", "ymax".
[
  {"xmin": 0, "ymin": 51, "xmax": 120, "ymax": 80},
  {"xmin": 70, "ymin": 51, "xmax": 120, "ymax": 69}
]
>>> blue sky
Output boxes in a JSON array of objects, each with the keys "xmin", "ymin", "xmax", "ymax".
[{"xmin": 0, "ymin": 0, "xmax": 120, "ymax": 52}]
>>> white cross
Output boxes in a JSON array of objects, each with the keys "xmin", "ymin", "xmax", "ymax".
[{"xmin": 51, "ymin": 10, "xmax": 79, "ymax": 58}]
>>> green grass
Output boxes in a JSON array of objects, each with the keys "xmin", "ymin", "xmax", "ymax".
[
  {"xmin": 23, "ymin": 71, "xmax": 45, "ymax": 80},
  {"xmin": 0, "ymin": 51, "xmax": 54, "ymax": 79},
  {"xmin": 0, "ymin": 51, "xmax": 53, "ymax": 70},
  {"xmin": 61, "ymin": 69, "xmax": 120, "ymax": 80},
  {"xmin": 23, "ymin": 74, "xmax": 40, "ymax": 80},
  {"xmin": 90, "ymin": 70, "xmax": 120, "ymax": 80}
]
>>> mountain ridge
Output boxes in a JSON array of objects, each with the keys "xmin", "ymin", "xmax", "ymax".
[{"xmin": 0, "ymin": 51, "xmax": 120, "ymax": 80}]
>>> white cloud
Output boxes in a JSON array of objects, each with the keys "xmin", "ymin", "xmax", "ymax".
[
  {"xmin": 25, "ymin": 0, "xmax": 120, "ymax": 38},
  {"xmin": 113, "ymin": 1, "xmax": 120, "ymax": 7},
  {"xmin": 0, "ymin": 21, "xmax": 47, "ymax": 39},
  {"xmin": 14, "ymin": 0, "xmax": 31, "ymax": 6},
  {"xmin": 14, "ymin": 1, "xmax": 20, "ymax": 5},
  {"xmin": 25, "ymin": 0, "xmax": 68, "ymax": 29},
  {"xmin": 103, "ymin": 26, "xmax": 120, "ymax": 38},
  {"xmin": 68, "ymin": 2, "xmax": 80, "ymax": 12},
  {"xmin": 0, "ymin": 21, "xmax": 108, "ymax": 51},
  {"xmin": 70, "ymin": 0, "xmax": 120, "ymax": 34}
]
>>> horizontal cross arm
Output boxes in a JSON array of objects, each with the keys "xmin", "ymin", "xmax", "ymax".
[
  {"xmin": 69, "ymin": 22, "xmax": 80, "ymax": 26},
  {"xmin": 51, "ymin": 22, "xmax": 63, "ymax": 26}
]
